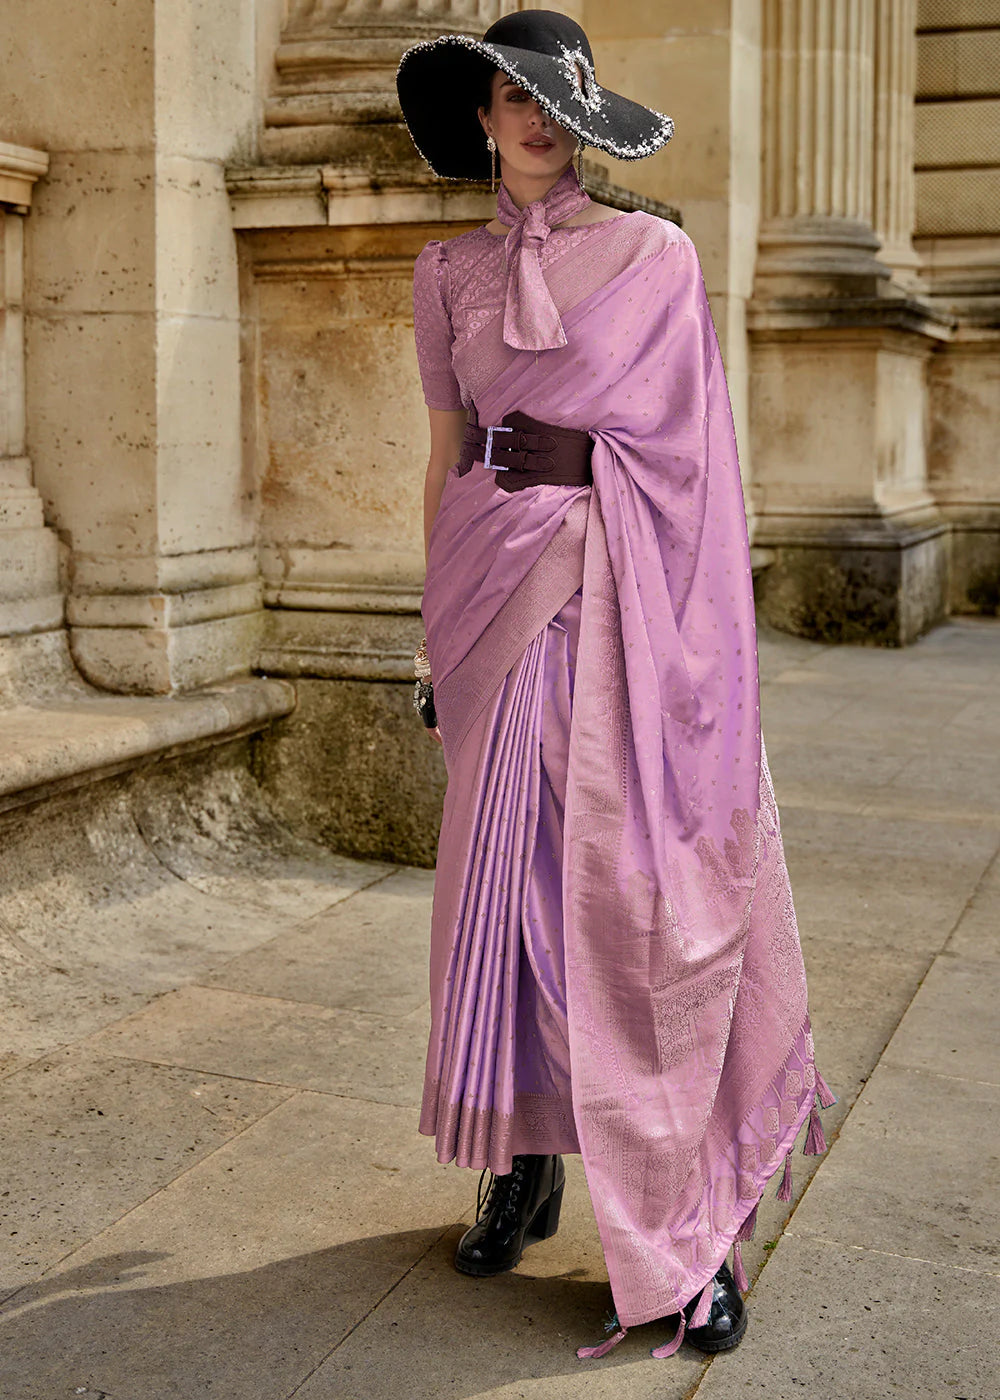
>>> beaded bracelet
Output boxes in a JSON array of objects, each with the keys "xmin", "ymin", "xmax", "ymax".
[
  {"xmin": 414, "ymin": 637, "xmax": 432, "ymax": 681},
  {"xmin": 413, "ymin": 637, "xmax": 437, "ymax": 729}
]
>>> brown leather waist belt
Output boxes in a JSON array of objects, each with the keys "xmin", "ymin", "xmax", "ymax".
[{"xmin": 456, "ymin": 408, "xmax": 593, "ymax": 494}]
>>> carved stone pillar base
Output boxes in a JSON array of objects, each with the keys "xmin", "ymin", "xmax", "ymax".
[
  {"xmin": 66, "ymin": 550, "xmax": 263, "ymax": 695},
  {"xmin": 0, "ymin": 457, "xmax": 62, "ymax": 635},
  {"xmin": 750, "ymin": 1, "xmax": 959, "ymax": 644},
  {"xmin": 68, "ymin": 615, "xmax": 264, "ymax": 696},
  {"xmin": 261, "ymin": 114, "xmax": 429, "ymax": 173},
  {"xmin": 755, "ymin": 216, "xmax": 891, "ymax": 300},
  {"xmin": 749, "ymin": 306, "xmax": 952, "ymax": 645},
  {"xmin": 753, "ymin": 508, "xmax": 949, "ymax": 646}
]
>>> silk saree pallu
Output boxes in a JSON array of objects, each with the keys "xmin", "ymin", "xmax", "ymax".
[{"xmin": 418, "ymin": 214, "xmax": 832, "ymax": 1329}]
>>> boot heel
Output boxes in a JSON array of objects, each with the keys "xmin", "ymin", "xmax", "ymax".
[{"xmin": 527, "ymin": 1180, "xmax": 564, "ymax": 1242}]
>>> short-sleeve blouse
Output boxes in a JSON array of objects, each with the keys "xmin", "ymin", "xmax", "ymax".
[{"xmin": 412, "ymin": 240, "xmax": 465, "ymax": 412}]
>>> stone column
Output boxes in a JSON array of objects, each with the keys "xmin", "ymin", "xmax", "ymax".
[
  {"xmin": 5, "ymin": 0, "xmax": 264, "ymax": 694},
  {"xmin": 0, "ymin": 141, "xmax": 62, "ymax": 643},
  {"xmin": 756, "ymin": 0, "xmax": 886, "ymax": 296},
  {"xmin": 263, "ymin": 0, "xmax": 510, "ymax": 165},
  {"xmin": 872, "ymin": 0, "xmax": 920, "ymax": 286},
  {"xmin": 749, "ymin": 0, "xmax": 949, "ymax": 646}
]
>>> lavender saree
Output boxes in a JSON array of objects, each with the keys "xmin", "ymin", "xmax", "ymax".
[{"xmin": 411, "ymin": 172, "xmax": 831, "ymax": 1337}]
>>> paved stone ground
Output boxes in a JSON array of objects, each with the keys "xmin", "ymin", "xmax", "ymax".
[{"xmin": 0, "ymin": 617, "xmax": 997, "ymax": 1400}]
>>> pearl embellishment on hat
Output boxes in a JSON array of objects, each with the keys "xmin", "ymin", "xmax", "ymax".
[{"xmin": 557, "ymin": 44, "xmax": 605, "ymax": 116}]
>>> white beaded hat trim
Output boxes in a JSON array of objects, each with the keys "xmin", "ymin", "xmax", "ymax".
[{"xmin": 396, "ymin": 34, "xmax": 674, "ymax": 176}]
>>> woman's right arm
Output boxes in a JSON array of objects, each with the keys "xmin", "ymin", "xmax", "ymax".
[
  {"xmin": 413, "ymin": 240, "xmax": 466, "ymax": 557},
  {"xmin": 424, "ymin": 406, "xmax": 468, "ymax": 562}
]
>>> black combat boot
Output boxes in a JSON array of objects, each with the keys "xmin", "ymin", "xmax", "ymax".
[
  {"xmin": 454, "ymin": 1153, "xmax": 566, "ymax": 1277},
  {"xmin": 682, "ymin": 1262, "xmax": 748, "ymax": 1352}
]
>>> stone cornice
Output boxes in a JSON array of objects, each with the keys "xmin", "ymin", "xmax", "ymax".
[
  {"xmin": 227, "ymin": 159, "xmax": 681, "ymax": 230},
  {"xmin": 748, "ymin": 292, "xmax": 955, "ymax": 343},
  {"xmin": 0, "ymin": 139, "xmax": 49, "ymax": 211}
]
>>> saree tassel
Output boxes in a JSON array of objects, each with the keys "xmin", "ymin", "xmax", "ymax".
[
  {"xmin": 577, "ymin": 1328, "xmax": 627, "ymax": 1360},
  {"xmin": 691, "ymin": 1279, "xmax": 714, "ymax": 1328},
  {"xmin": 577, "ymin": 1313, "xmax": 627, "ymax": 1360},
  {"xmin": 650, "ymin": 1280, "xmax": 713, "ymax": 1359},
  {"xmin": 732, "ymin": 1241, "xmax": 749, "ymax": 1293},
  {"xmin": 803, "ymin": 1102, "xmax": 827, "ymax": 1155},
  {"xmin": 815, "ymin": 1068, "xmax": 838, "ymax": 1109},
  {"xmin": 735, "ymin": 1201, "xmax": 758, "ymax": 1242},
  {"xmin": 777, "ymin": 1153, "xmax": 794, "ymax": 1202},
  {"xmin": 651, "ymin": 1312, "xmax": 686, "ymax": 1359}
]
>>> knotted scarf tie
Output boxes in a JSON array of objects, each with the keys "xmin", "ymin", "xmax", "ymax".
[{"xmin": 497, "ymin": 164, "xmax": 592, "ymax": 352}]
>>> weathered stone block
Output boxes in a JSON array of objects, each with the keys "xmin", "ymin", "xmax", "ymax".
[
  {"xmin": 26, "ymin": 312, "xmax": 159, "ymax": 558},
  {"xmin": 946, "ymin": 516, "xmax": 1000, "ymax": 614},
  {"xmin": 0, "ymin": 527, "xmax": 59, "ymax": 603},
  {"xmin": 155, "ymin": 156, "xmax": 242, "ymax": 320},
  {"xmin": 754, "ymin": 518, "xmax": 950, "ymax": 646},
  {"xmin": 916, "ymin": 27, "xmax": 1000, "ymax": 101},
  {"xmin": 71, "ymin": 610, "xmax": 263, "ymax": 695},
  {"xmin": 0, "ymin": 0, "xmax": 154, "ymax": 152},
  {"xmin": 253, "ymin": 229, "xmax": 427, "ymax": 560},
  {"xmin": 155, "ymin": 315, "xmax": 249, "ymax": 556},
  {"xmin": 915, "ymin": 98, "xmax": 1000, "ymax": 171},
  {"xmin": 26, "ymin": 150, "xmax": 156, "ymax": 316},
  {"xmin": 153, "ymin": 0, "xmax": 256, "ymax": 161},
  {"xmin": 260, "ymin": 606, "xmax": 420, "ymax": 682},
  {"xmin": 255, "ymin": 678, "xmax": 446, "ymax": 868},
  {"xmin": 916, "ymin": 168, "xmax": 1000, "ymax": 238}
]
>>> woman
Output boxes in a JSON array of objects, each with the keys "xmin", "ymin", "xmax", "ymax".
[{"xmin": 396, "ymin": 9, "xmax": 833, "ymax": 1362}]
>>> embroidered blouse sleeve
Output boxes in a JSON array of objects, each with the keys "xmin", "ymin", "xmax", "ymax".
[{"xmin": 412, "ymin": 240, "xmax": 465, "ymax": 412}]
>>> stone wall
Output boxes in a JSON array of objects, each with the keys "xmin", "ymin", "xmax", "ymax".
[
  {"xmin": 915, "ymin": 0, "xmax": 1000, "ymax": 613},
  {"xmin": 2, "ymin": 0, "xmax": 269, "ymax": 693}
]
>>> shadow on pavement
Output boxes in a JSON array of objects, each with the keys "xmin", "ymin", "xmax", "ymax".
[{"xmin": 0, "ymin": 1227, "xmax": 697, "ymax": 1400}]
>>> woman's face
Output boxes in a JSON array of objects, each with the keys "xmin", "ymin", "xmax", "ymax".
[{"xmin": 477, "ymin": 69, "xmax": 577, "ymax": 180}]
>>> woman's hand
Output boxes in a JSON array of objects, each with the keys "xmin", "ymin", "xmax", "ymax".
[{"xmin": 426, "ymin": 727, "xmax": 443, "ymax": 746}]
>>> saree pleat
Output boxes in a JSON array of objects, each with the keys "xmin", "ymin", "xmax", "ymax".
[
  {"xmin": 431, "ymin": 630, "xmax": 545, "ymax": 1165},
  {"xmin": 424, "ymin": 559, "xmax": 591, "ymax": 1162},
  {"xmin": 511, "ymin": 590, "xmax": 581, "ymax": 1155},
  {"xmin": 416, "ymin": 211, "xmax": 824, "ymax": 1330}
]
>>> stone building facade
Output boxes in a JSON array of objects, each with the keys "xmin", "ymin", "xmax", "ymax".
[{"xmin": 0, "ymin": 0, "xmax": 997, "ymax": 864}]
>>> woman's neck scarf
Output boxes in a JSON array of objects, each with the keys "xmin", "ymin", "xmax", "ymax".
[{"xmin": 496, "ymin": 163, "xmax": 591, "ymax": 352}]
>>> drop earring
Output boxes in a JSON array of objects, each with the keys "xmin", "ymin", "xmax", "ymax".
[
  {"xmin": 576, "ymin": 140, "xmax": 585, "ymax": 189},
  {"xmin": 486, "ymin": 134, "xmax": 497, "ymax": 193}
]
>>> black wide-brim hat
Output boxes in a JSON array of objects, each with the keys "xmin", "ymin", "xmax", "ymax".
[{"xmin": 396, "ymin": 9, "xmax": 673, "ymax": 181}]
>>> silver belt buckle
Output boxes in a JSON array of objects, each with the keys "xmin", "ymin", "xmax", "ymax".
[{"xmin": 483, "ymin": 423, "xmax": 513, "ymax": 472}]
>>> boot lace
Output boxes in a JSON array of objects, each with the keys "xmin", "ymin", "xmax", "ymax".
[{"xmin": 475, "ymin": 1155, "xmax": 530, "ymax": 1222}]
